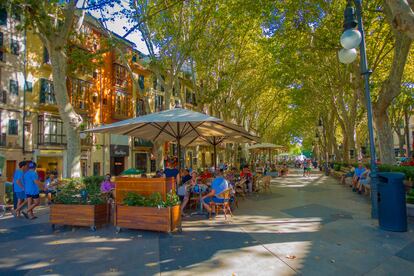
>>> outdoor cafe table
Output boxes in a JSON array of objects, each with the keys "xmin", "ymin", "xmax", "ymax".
[{"xmin": 191, "ymin": 183, "xmax": 209, "ymax": 216}]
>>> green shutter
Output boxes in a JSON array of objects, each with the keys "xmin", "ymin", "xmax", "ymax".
[
  {"xmin": 0, "ymin": 7, "xmax": 6, "ymax": 26},
  {"xmin": 138, "ymin": 75, "xmax": 145, "ymax": 90}
]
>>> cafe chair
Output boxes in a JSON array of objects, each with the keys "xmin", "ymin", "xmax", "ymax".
[
  {"xmin": 209, "ymin": 188, "xmax": 233, "ymax": 220},
  {"xmin": 235, "ymin": 179, "xmax": 246, "ymax": 200},
  {"xmin": 259, "ymin": 176, "xmax": 272, "ymax": 193}
]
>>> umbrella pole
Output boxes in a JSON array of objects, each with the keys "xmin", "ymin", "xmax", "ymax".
[
  {"xmin": 213, "ymin": 137, "xmax": 217, "ymax": 171},
  {"xmin": 177, "ymin": 122, "xmax": 182, "ymax": 170}
]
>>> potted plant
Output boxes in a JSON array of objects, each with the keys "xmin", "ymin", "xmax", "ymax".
[
  {"xmin": 50, "ymin": 176, "xmax": 108, "ymax": 231},
  {"xmin": 115, "ymin": 191, "xmax": 181, "ymax": 233}
]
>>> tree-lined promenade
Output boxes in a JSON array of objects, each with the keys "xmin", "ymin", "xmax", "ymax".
[{"xmin": 4, "ymin": 0, "xmax": 414, "ymax": 176}]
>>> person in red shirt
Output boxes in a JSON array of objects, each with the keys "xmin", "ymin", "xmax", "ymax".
[
  {"xmin": 200, "ymin": 169, "xmax": 213, "ymax": 180},
  {"xmin": 240, "ymin": 165, "xmax": 253, "ymax": 193}
]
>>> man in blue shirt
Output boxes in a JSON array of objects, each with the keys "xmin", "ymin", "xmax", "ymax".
[
  {"xmin": 23, "ymin": 162, "xmax": 42, "ymax": 219},
  {"xmin": 201, "ymin": 169, "xmax": 229, "ymax": 217},
  {"xmin": 12, "ymin": 161, "xmax": 28, "ymax": 217},
  {"xmin": 352, "ymin": 163, "xmax": 366, "ymax": 192}
]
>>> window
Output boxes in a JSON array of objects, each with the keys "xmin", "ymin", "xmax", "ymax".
[
  {"xmin": 0, "ymin": 90, "xmax": 6, "ymax": 104},
  {"xmin": 9, "ymin": 80, "xmax": 18, "ymax": 95},
  {"xmin": 70, "ymin": 78, "xmax": 92, "ymax": 110},
  {"xmin": 155, "ymin": 95, "xmax": 164, "ymax": 112},
  {"xmin": 136, "ymin": 99, "xmax": 145, "ymax": 116},
  {"xmin": 10, "ymin": 39, "xmax": 19, "ymax": 55},
  {"xmin": 132, "ymin": 55, "xmax": 137, "ymax": 63},
  {"xmin": 173, "ymin": 81, "xmax": 180, "ymax": 97},
  {"xmin": 8, "ymin": 119, "xmax": 18, "ymax": 135},
  {"xmin": 0, "ymin": 33, "xmax": 4, "ymax": 61},
  {"xmin": 138, "ymin": 75, "xmax": 145, "ymax": 90},
  {"xmin": 38, "ymin": 115, "xmax": 66, "ymax": 145},
  {"xmin": 161, "ymin": 75, "xmax": 165, "ymax": 92},
  {"xmin": 135, "ymin": 153, "xmax": 147, "ymax": 172},
  {"xmin": 153, "ymin": 76, "xmax": 164, "ymax": 91},
  {"xmin": 0, "ymin": 7, "xmax": 6, "ymax": 26},
  {"xmin": 43, "ymin": 47, "xmax": 50, "ymax": 64},
  {"xmin": 185, "ymin": 88, "xmax": 196, "ymax": 105},
  {"xmin": 114, "ymin": 90, "xmax": 131, "ymax": 117},
  {"xmin": 24, "ymin": 81, "xmax": 32, "ymax": 92},
  {"xmin": 114, "ymin": 64, "xmax": 128, "ymax": 87},
  {"xmin": 39, "ymin": 78, "xmax": 56, "ymax": 104}
]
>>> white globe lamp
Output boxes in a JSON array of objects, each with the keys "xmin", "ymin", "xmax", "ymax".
[
  {"xmin": 338, "ymin": 48, "xmax": 357, "ymax": 64},
  {"xmin": 340, "ymin": 29, "xmax": 362, "ymax": 49}
]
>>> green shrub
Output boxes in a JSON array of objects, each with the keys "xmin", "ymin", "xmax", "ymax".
[
  {"xmin": 332, "ymin": 162, "xmax": 414, "ymax": 180},
  {"xmin": 54, "ymin": 178, "xmax": 106, "ymax": 205},
  {"xmin": 333, "ymin": 164, "xmax": 341, "ymax": 171},
  {"xmin": 122, "ymin": 191, "xmax": 180, "ymax": 207}
]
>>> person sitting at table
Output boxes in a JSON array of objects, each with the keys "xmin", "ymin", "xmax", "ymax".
[
  {"xmin": 181, "ymin": 169, "xmax": 192, "ymax": 185},
  {"xmin": 240, "ymin": 165, "xmax": 253, "ymax": 193},
  {"xmin": 180, "ymin": 171, "xmax": 199, "ymax": 215},
  {"xmin": 200, "ymin": 168, "xmax": 213, "ymax": 182},
  {"xmin": 225, "ymin": 167, "xmax": 238, "ymax": 187},
  {"xmin": 154, "ymin": 169, "xmax": 165, "ymax": 178},
  {"xmin": 42, "ymin": 172, "xmax": 58, "ymax": 205},
  {"xmin": 100, "ymin": 174, "xmax": 115, "ymax": 199},
  {"xmin": 201, "ymin": 169, "xmax": 229, "ymax": 218}
]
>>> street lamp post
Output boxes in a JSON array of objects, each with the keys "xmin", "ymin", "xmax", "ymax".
[{"xmin": 339, "ymin": 0, "xmax": 379, "ymax": 219}]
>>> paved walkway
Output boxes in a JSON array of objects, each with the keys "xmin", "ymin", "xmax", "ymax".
[{"xmin": 1, "ymin": 170, "xmax": 414, "ymax": 275}]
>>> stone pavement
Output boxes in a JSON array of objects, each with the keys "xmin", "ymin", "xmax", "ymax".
[{"xmin": 1, "ymin": 169, "xmax": 414, "ymax": 275}]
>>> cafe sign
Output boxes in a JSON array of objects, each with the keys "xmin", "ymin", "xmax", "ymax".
[{"xmin": 110, "ymin": 145, "xmax": 129, "ymax": 157}]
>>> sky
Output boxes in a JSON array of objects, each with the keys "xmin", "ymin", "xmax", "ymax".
[
  {"xmin": 87, "ymin": 1, "xmax": 149, "ymax": 55},
  {"xmin": 100, "ymin": 15, "xmax": 149, "ymax": 55}
]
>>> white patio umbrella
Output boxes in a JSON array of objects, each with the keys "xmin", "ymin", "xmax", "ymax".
[
  {"xmin": 247, "ymin": 143, "xmax": 285, "ymax": 162},
  {"xmin": 185, "ymin": 129, "xmax": 260, "ymax": 169},
  {"xmin": 86, "ymin": 108, "xmax": 258, "ymax": 169}
]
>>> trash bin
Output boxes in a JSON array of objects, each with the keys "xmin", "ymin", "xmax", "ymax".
[{"xmin": 377, "ymin": 172, "xmax": 407, "ymax": 232}]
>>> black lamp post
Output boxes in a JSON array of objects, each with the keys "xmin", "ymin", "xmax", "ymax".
[{"xmin": 339, "ymin": 0, "xmax": 378, "ymax": 219}]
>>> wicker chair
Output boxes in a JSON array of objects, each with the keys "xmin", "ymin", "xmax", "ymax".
[{"xmin": 209, "ymin": 188, "xmax": 233, "ymax": 220}]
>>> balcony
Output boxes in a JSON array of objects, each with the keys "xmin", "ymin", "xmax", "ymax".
[{"xmin": 37, "ymin": 115, "xmax": 66, "ymax": 146}]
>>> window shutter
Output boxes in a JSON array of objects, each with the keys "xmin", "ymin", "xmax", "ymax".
[{"xmin": 0, "ymin": 8, "xmax": 7, "ymax": 26}]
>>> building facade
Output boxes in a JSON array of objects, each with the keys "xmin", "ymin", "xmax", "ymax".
[{"xmin": 0, "ymin": 9, "xmax": 220, "ymax": 179}]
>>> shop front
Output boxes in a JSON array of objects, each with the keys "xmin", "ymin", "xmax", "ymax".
[
  {"xmin": 110, "ymin": 145, "xmax": 129, "ymax": 176},
  {"xmin": 35, "ymin": 149, "xmax": 65, "ymax": 180}
]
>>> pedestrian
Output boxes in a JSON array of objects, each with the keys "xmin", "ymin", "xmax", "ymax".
[
  {"xmin": 43, "ymin": 173, "xmax": 58, "ymax": 205},
  {"xmin": 12, "ymin": 161, "xmax": 29, "ymax": 218},
  {"xmin": 23, "ymin": 162, "xmax": 42, "ymax": 220}
]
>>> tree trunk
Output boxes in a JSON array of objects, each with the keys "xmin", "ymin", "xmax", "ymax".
[
  {"xmin": 374, "ymin": 110, "xmax": 395, "ymax": 164},
  {"xmin": 50, "ymin": 49, "xmax": 82, "ymax": 178},
  {"xmin": 404, "ymin": 109, "xmax": 411, "ymax": 156},
  {"xmin": 343, "ymin": 135, "xmax": 350, "ymax": 164},
  {"xmin": 398, "ymin": 133, "xmax": 405, "ymax": 157}
]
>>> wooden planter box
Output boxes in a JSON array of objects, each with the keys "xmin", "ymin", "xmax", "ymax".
[
  {"xmin": 115, "ymin": 204, "xmax": 181, "ymax": 233},
  {"xmin": 115, "ymin": 177, "xmax": 176, "ymax": 202},
  {"xmin": 50, "ymin": 203, "xmax": 109, "ymax": 231}
]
